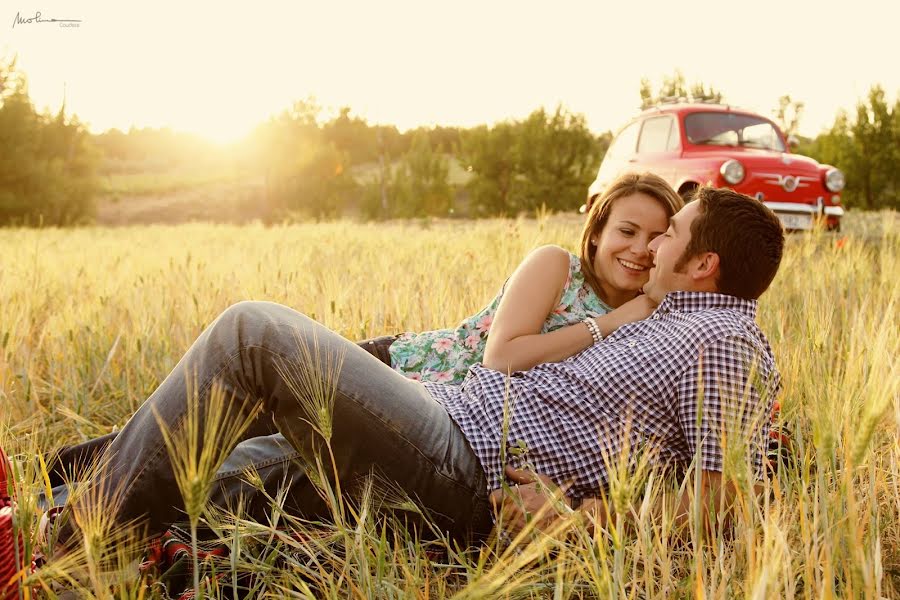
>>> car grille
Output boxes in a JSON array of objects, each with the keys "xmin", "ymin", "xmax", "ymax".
[{"xmin": 756, "ymin": 173, "xmax": 818, "ymax": 193}]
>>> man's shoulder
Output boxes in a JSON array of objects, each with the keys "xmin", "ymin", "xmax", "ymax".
[
  {"xmin": 670, "ymin": 307, "xmax": 780, "ymax": 393},
  {"xmin": 654, "ymin": 300, "xmax": 775, "ymax": 368},
  {"xmin": 687, "ymin": 307, "xmax": 772, "ymax": 353}
]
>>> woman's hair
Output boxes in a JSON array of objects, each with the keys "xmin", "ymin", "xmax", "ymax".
[{"xmin": 579, "ymin": 172, "xmax": 683, "ymax": 300}]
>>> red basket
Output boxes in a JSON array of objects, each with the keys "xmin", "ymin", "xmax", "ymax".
[
  {"xmin": 0, "ymin": 446, "xmax": 8, "ymax": 503},
  {"xmin": 0, "ymin": 446, "xmax": 23, "ymax": 600}
]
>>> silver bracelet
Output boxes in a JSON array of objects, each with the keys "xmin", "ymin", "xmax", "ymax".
[{"xmin": 583, "ymin": 317, "xmax": 603, "ymax": 345}]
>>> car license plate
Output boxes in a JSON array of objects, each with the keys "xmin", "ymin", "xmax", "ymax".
[{"xmin": 777, "ymin": 213, "xmax": 813, "ymax": 230}]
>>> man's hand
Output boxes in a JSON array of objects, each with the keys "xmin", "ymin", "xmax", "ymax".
[{"xmin": 489, "ymin": 465, "xmax": 572, "ymax": 536}]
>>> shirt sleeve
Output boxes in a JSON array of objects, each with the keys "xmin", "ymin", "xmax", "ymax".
[{"xmin": 674, "ymin": 335, "xmax": 777, "ymax": 478}]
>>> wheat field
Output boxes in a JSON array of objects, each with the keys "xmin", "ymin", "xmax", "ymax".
[{"xmin": 1, "ymin": 211, "xmax": 898, "ymax": 598}]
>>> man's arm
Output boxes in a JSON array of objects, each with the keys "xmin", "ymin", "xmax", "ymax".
[
  {"xmin": 492, "ymin": 468, "xmax": 758, "ymax": 539},
  {"xmin": 489, "ymin": 465, "xmax": 573, "ymax": 536}
]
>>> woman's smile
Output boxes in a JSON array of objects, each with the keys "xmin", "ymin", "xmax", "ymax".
[{"xmin": 616, "ymin": 257, "xmax": 650, "ymax": 273}]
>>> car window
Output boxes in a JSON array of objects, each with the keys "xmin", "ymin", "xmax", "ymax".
[
  {"xmin": 607, "ymin": 121, "xmax": 640, "ymax": 159},
  {"xmin": 742, "ymin": 122, "xmax": 782, "ymax": 151},
  {"xmin": 666, "ymin": 120, "xmax": 681, "ymax": 151},
  {"xmin": 637, "ymin": 117, "xmax": 673, "ymax": 153},
  {"xmin": 684, "ymin": 112, "xmax": 785, "ymax": 151}
]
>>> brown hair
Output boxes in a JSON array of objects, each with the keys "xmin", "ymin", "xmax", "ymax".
[
  {"xmin": 580, "ymin": 172, "xmax": 683, "ymax": 301},
  {"xmin": 676, "ymin": 186, "xmax": 784, "ymax": 299}
]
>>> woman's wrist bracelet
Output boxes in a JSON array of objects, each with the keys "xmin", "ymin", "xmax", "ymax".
[{"xmin": 583, "ymin": 317, "xmax": 603, "ymax": 345}]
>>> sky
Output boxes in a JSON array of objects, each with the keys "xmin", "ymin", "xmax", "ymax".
[{"xmin": 2, "ymin": 0, "xmax": 898, "ymax": 143}]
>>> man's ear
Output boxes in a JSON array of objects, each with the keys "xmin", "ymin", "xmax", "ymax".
[{"xmin": 691, "ymin": 251, "xmax": 720, "ymax": 285}]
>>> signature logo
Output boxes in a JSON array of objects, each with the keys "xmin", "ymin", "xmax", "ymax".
[
  {"xmin": 782, "ymin": 176, "xmax": 798, "ymax": 193},
  {"xmin": 12, "ymin": 10, "xmax": 82, "ymax": 28}
]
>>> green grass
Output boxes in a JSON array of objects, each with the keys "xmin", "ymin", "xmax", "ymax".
[
  {"xmin": 99, "ymin": 165, "xmax": 252, "ymax": 197},
  {"xmin": 1, "ymin": 211, "xmax": 898, "ymax": 598}
]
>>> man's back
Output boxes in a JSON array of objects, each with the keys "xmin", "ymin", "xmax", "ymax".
[{"xmin": 426, "ymin": 291, "xmax": 781, "ymax": 500}]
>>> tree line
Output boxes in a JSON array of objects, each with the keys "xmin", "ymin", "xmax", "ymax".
[
  {"xmin": 795, "ymin": 86, "xmax": 900, "ymax": 210},
  {"xmin": 1, "ymin": 59, "xmax": 898, "ymax": 226},
  {"xmin": 238, "ymin": 99, "xmax": 607, "ymax": 220},
  {"xmin": 0, "ymin": 58, "xmax": 98, "ymax": 225}
]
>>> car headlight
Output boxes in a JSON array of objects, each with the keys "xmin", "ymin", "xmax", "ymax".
[
  {"xmin": 825, "ymin": 168, "xmax": 845, "ymax": 192},
  {"xmin": 719, "ymin": 160, "xmax": 745, "ymax": 185}
]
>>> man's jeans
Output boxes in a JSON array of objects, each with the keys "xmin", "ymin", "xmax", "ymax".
[{"xmin": 59, "ymin": 302, "xmax": 492, "ymax": 543}]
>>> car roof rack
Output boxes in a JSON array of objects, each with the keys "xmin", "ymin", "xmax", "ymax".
[{"xmin": 643, "ymin": 97, "xmax": 732, "ymax": 111}]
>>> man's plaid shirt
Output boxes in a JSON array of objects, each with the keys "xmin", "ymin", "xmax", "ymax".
[{"xmin": 424, "ymin": 291, "xmax": 781, "ymax": 500}]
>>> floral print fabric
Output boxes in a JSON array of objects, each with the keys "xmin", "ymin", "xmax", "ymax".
[{"xmin": 389, "ymin": 252, "xmax": 612, "ymax": 384}]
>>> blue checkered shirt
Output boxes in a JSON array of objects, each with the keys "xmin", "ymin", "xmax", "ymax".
[{"xmin": 424, "ymin": 291, "xmax": 781, "ymax": 500}]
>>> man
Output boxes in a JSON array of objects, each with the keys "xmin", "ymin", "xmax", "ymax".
[
  {"xmin": 52, "ymin": 186, "xmax": 784, "ymax": 548},
  {"xmin": 492, "ymin": 187, "xmax": 785, "ymax": 533}
]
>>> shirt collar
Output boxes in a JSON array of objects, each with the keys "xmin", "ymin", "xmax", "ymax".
[{"xmin": 654, "ymin": 291, "xmax": 758, "ymax": 319}]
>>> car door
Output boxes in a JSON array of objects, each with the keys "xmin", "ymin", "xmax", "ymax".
[
  {"xmin": 595, "ymin": 119, "xmax": 640, "ymax": 191},
  {"xmin": 633, "ymin": 115, "xmax": 679, "ymax": 187}
]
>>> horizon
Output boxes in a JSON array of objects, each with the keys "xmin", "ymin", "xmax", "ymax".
[{"xmin": 4, "ymin": 0, "xmax": 899, "ymax": 144}]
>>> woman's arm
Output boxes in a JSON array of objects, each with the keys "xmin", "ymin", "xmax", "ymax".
[
  {"xmin": 482, "ymin": 245, "xmax": 589, "ymax": 373},
  {"xmin": 482, "ymin": 246, "xmax": 657, "ymax": 374}
]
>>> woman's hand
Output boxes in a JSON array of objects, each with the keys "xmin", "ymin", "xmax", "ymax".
[{"xmin": 593, "ymin": 294, "xmax": 658, "ymax": 338}]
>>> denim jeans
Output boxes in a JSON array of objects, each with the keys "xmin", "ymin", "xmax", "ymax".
[
  {"xmin": 47, "ymin": 334, "xmax": 400, "ymax": 490},
  {"xmin": 59, "ymin": 302, "xmax": 491, "ymax": 543}
]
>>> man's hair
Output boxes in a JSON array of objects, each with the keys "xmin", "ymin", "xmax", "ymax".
[
  {"xmin": 675, "ymin": 187, "xmax": 784, "ymax": 300},
  {"xmin": 580, "ymin": 172, "xmax": 683, "ymax": 298}
]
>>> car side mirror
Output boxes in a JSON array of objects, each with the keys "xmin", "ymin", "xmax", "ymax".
[{"xmin": 787, "ymin": 134, "xmax": 799, "ymax": 150}]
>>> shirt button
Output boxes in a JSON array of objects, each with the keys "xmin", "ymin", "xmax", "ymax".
[
  {"xmin": 652, "ymin": 314, "xmax": 659, "ymax": 320},
  {"xmin": 628, "ymin": 341, "xmax": 636, "ymax": 348}
]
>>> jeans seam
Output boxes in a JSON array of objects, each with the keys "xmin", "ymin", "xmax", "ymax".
[{"xmin": 213, "ymin": 449, "xmax": 303, "ymax": 481}]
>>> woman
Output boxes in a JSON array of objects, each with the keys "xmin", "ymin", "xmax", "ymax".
[
  {"xmin": 43, "ymin": 172, "xmax": 681, "ymax": 505},
  {"xmin": 361, "ymin": 171, "xmax": 681, "ymax": 383}
]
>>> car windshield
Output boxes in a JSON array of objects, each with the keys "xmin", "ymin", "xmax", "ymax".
[{"xmin": 684, "ymin": 112, "xmax": 785, "ymax": 151}]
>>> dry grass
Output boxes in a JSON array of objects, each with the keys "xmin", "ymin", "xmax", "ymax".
[{"xmin": 1, "ymin": 210, "xmax": 898, "ymax": 598}]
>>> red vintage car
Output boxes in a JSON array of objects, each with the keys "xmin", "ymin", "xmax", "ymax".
[{"xmin": 587, "ymin": 103, "xmax": 845, "ymax": 230}]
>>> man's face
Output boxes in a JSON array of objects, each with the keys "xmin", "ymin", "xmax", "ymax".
[{"xmin": 643, "ymin": 201, "xmax": 702, "ymax": 303}]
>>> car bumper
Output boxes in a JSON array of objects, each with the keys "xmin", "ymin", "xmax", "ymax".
[{"xmin": 762, "ymin": 201, "xmax": 843, "ymax": 230}]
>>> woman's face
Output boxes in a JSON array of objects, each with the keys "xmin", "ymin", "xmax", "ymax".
[{"xmin": 591, "ymin": 192, "xmax": 669, "ymax": 307}]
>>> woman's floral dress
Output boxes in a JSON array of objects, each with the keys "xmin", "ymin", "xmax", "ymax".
[{"xmin": 388, "ymin": 252, "xmax": 612, "ymax": 384}]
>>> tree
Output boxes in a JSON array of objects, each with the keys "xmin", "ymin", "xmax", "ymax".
[
  {"xmin": 640, "ymin": 70, "xmax": 724, "ymax": 108},
  {"xmin": 322, "ymin": 107, "xmax": 378, "ymax": 165},
  {"xmin": 459, "ymin": 122, "xmax": 520, "ymax": 215},
  {"xmin": 804, "ymin": 85, "xmax": 900, "ymax": 209},
  {"xmin": 458, "ymin": 106, "xmax": 603, "ymax": 215},
  {"xmin": 514, "ymin": 106, "xmax": 602, "ymax": 212},
  {"xmin": 0, "ymin": 57, "xmax": 99, "ymax": 226},
  {"xmin": 774, "ymin": 95, "xmax": 805, "ymax": 139},
  {"xmin": 390, "ymin": 131, "xmax": 453, "ymax": 217},
  {"xmin": 249, "ymin": 99, "xmax": 357, "ymax": 219}
]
